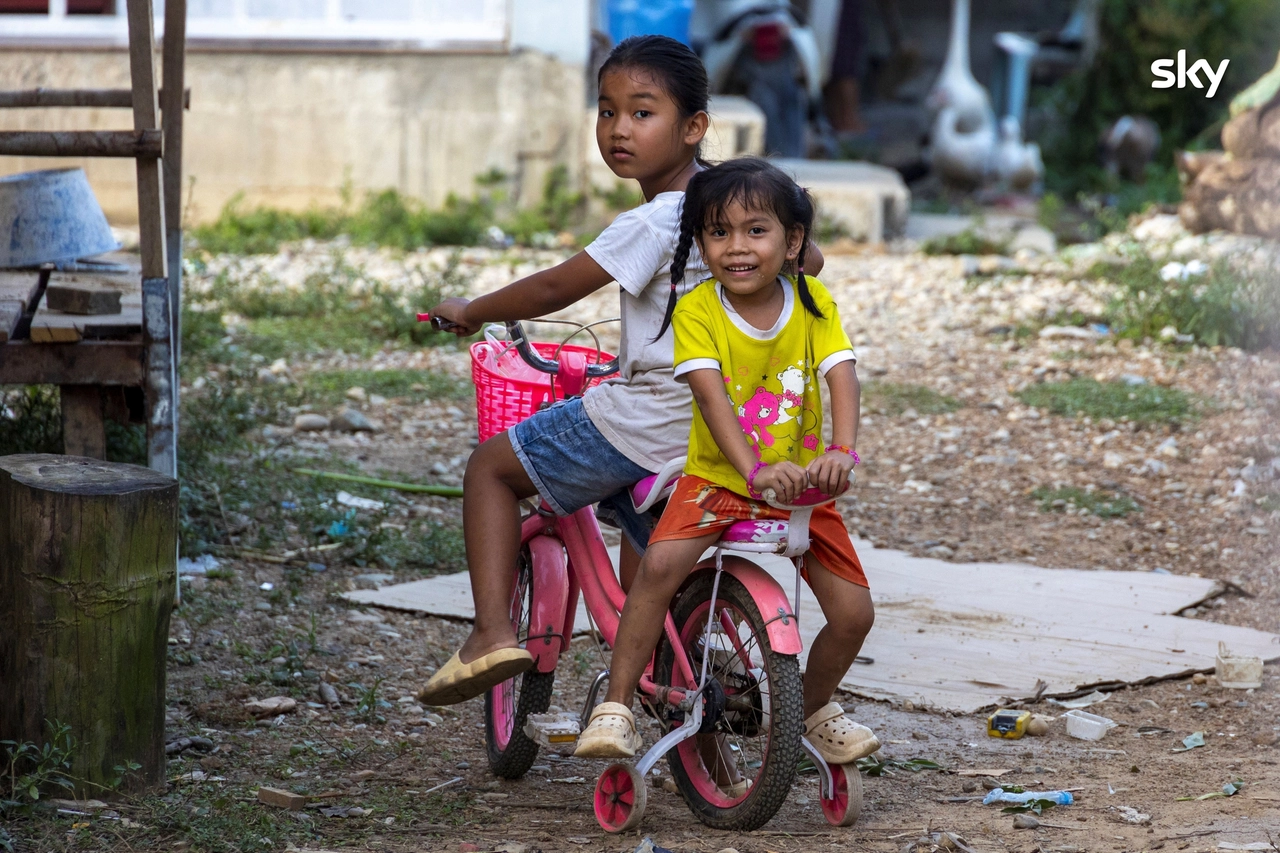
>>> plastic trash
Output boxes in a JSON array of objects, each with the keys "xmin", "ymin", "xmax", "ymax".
[
  {"xmin": 984, "ymin": 788, "xmax": 1074, "ymax": 806},
  {"xmin": 633, "ymin": 838, "xmax": 676, "ymax": 853},
  {"xmin": 1064, "ymin": 709, "xmax": 1117, "ymax": 740},
  {"xmin": 336, "ymin": 491, "xmax": 386, "ymax": 511},
  {"xmin": 1216, "ymin": 642, "xmax": 1263, "ymax": 689},
  {"xmin": 177, "ymin": 554, "xmax": 220, "ymax": 575}
]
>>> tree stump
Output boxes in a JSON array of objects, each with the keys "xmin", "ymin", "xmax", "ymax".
[{"xmin": 0, "ymin": 454, "xmax": 177, "ymax": 794}]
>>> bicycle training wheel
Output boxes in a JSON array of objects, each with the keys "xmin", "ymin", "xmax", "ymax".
[
  {"xmin": 654, "ymin": 569, "xmax": 804, "ymax": 830},
  {"xmin": 819, "ymin": 762, "xmax": 863, "ymax": 826},
  {"xmin": 484, "ymin": 546, "xmax": 555, "ymax": 779}
]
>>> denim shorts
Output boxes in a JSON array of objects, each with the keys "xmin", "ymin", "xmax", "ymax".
[{"xmin": 508, "ymin": 397, "xmax": 659, "ymax": 553}]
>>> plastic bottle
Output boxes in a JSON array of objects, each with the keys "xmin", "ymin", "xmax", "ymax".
[{"xmin": 983, "ymin": 788, "xmax": 1074, "ymax": 806}]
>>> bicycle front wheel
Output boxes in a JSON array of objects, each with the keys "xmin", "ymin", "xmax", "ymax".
[
  {"xmin": 484, "ymin": 546, "xmax": 555, "ymax": 779},
  {"xmin": 654, "ymin": 569, "xmax": 804, "ymax": 830}
]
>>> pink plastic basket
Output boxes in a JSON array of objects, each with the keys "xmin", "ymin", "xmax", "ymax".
[{"xmin": 470, "ymin": 339, "xmax": 615, "ymax": 442}]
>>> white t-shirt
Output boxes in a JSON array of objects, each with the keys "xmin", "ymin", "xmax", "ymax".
[{"xmin": 582, "ymin": 191, "xmax": 709, "ymax": 472}]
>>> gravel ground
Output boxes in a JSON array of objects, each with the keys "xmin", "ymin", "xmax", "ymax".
[{"xmin": 22, "ymin": 215, "xmax": 1273, "ymax": 852}]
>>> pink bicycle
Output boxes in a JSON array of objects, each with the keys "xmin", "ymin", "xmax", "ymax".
[{"xmin": 457, "ymin": 320, "xmax": 864, "ymax": 833}]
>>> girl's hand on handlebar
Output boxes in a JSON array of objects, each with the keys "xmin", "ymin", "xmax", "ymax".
[
  {"xmin": 807, "ymin": 451, "xmax": 855, "ymax": 497},
  {"xmin": 429, "ymin": 298, "xmax": 480, "ymax": 336},
  {"xmin": 752, "ymin": 461, "xmax": 807, "ymax": 504}
]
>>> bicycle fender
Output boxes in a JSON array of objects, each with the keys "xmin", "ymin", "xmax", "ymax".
[
  {"xmin": 716, "ymin": 555, "xmax": 804, "ymax": 656},
  {"xmin": 527, "ymin": 534, "xmax": 569, "ymax": 672}
]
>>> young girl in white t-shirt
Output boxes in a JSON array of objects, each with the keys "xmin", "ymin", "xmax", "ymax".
[
  {"xmin": 574, "ymin": 157, "xmax": 879, "ymax": 776},
  {"xmin": 420, "ymin": 38, "xmax": 827, "ymax": 706}
]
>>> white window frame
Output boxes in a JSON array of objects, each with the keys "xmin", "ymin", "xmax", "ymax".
[{"xmin": 0, "ymin": 0, "xmax": 510, "ymax": 51}]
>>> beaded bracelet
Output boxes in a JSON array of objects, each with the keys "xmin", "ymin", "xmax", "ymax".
[
  {"xmin": 746, "ymin": 461, "xmax": 768, "ymax": 499},
  {"xmin": 825, "ymin": 444, "xmax": 861, "ymax": 465}
]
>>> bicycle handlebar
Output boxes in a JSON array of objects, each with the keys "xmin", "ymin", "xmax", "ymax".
[
  {"xmin": 502, "ymin": 321, "xmax": 619, "ymax": 378},
  {"xmin": 416, "ymin": 313, "xmax": 619, "ymax": 378}
]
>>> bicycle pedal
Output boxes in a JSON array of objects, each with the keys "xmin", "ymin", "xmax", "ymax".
[{"xmin": 523, "ymin": 712, "xmax": 581, "ymax": 747}]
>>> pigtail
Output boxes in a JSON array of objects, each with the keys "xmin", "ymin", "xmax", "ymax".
[
  {"xmin": 792, "ymin": 186, "xmax": 824, "ymax": 320},
  {"xmin": 652, "ymin": 195, "xmax": 700, "ymax": 342}
]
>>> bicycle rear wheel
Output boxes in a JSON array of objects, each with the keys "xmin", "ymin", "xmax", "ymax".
[
  {"xmin": 654, "ymin": 569, "xmax": 803, "ymax": 830},
  {"xmin": 484, "ymin": 547, "xmax": 555, "ymax": 779}
]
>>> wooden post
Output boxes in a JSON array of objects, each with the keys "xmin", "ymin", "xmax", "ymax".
[
  {"xmin": 162, "ymin": 0, "xmax": 187, "ymax": 384},
  {"xmin": 0, "ymin": 454, "xmax": 177, "ymax": 794},
  {"xmin": 60, "ymin": 385, "xmax": 107, "ymax": 459},
  {"xmin": 126, "ymin": 0, "xmax": 176, "ymax": 479}
]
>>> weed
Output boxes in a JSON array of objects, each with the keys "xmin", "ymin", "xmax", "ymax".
[
  {"xmin": 1, "ymin": 721, "xmax": 76, "ymax": 812},
  {"xmin": 502, "ymin": 164, "xmax": 587, "ymax": 246},
  {"xmin": 1089, "ymin": 254, "xmax": 1280, "ymax": 350},
  {"xmin": 1016, "ymin": 378, "xmax": 1198, "ymax": 425},
  {"xmin": 921, "ymin": 228, "xmax": 1009, "ymax": 256},
  {"xmin": 814, "ymin": 209, "xmax": 851, "ymax": 243},
  {"xmin": 1257, "ymin": 493, "xmax": 1280, "ymax": 513},
  {"xmin": 1032, "ymin": 485, "xmax": 1140, "ymax": 518},
  {"xmin": 0, "ymin": 386, "xmax": 63, "ymax": 454},
  {"xmin": 194, "ymin": 167, "xmax": 592, "ymax": 255},
  {"xmin": 191, "ymin": 189, "xmax": 490, "ymax": 255},
  {"xmin": 354, "ymin": 676, "xmax": 388, "ymax": 722},
  {"xmin": 302, "ymin": 368, "xmax": 467, "ymax": 407},
  {"xmin": 595, "ymin": 181, "xmax": 643, "ymax": 213},
  {"xmin": 864, "ymin": 382, "xmax": 961, "ymax": 416}
]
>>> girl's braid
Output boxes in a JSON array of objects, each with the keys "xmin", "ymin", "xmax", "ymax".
[{"xmin": 654, "ymin": 193, "xmax": 701, "ymax": 341}]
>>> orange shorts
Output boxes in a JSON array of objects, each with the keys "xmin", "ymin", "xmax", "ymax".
[{"xmin": 650, "ymin": 475, "xmax": 868, "ymax": 589}]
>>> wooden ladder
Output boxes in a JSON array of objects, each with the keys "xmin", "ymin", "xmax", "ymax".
[{"xmin": 0, "ymin": 0, "xmax": 187, "ymax": 478}]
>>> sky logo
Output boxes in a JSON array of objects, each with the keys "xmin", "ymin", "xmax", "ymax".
[{"xmin": 1151, "ymin": 51, "xmax": 1230, "ymax": 97}]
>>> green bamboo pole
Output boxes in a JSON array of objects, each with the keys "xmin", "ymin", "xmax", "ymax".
[{"xmin": 293, "ymin": 468, "xmax": 464, "ymax": 497}]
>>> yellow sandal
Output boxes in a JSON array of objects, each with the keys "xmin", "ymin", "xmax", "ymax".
[
  {"xmin": 416, "ymin": 647, "xmax": 533, "ymax": 706},
  {"xmin": 804, "ymin": 702, "xmax": 880, "ymax": 764}
]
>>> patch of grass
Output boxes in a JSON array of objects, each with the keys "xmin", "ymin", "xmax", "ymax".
[
  {"xmin": 1031, "ymin": 485, "xmax": 1140, "ymax": 518},
  {"xmin": 198, "ymin": 251, "xmax": 471, "ymax": 357},
  {"xmin": 190, "ymin": 193, "xmax": 343, "ymax": 254},
  {"xmin": 1016, "ymin": 378, "xmax": 1199, "ymax": 425},
  {"xmin": 864, "ymin": 382, "xmax": 961, "ymax": 416},
  {"xmin": 921, "ymin": 228, "xmax": 1009, "ymax": 256},
  {"xmin": 1089, "ymin": 253, "xmax": 1280, "ymax": 350},
  {"xmin": 1257, "ymin": 493, "xmax": 1280, "ymax": 513},
  {"xmin": 176, "ymin": 272, "xmax": 467, "ymax": 570},
  {"xmin": 301, "ymin": 368, "xmax": 468, "ymax": 407},
  {"xmin": 192, "ymin": 165, "xmax": 590, "ymax": 255}
]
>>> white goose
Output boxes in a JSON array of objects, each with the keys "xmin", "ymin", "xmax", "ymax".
[{"xmin": 927, "ymin": 0, "xmax": 999, "ymax": 187}]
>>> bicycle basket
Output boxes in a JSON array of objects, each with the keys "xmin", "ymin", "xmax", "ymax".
[{"xmin": 470, "ymin": 339, "xmax": 616, "ymax": 442}]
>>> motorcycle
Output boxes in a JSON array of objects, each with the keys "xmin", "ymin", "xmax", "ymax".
[{"xmin": 691, "ymin": 1, "xmax": 834, "ymax": 158}]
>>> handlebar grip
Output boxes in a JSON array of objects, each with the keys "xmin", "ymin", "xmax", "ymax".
[{"xmin": 417, "ymin": 312, "xmax": 462, "ymax": 332}]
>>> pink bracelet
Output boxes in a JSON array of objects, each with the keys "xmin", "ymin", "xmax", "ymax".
[
  {"xmin": 746, "ymin": 461, "xmax": 767, "ymax": 499},
  {"xmin": 825, "ymin": 444, "xmax": 861, "ymax": 465}
]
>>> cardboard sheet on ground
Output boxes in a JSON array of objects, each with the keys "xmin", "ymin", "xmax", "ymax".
[{"xmin": 344, "ymin": 542, "xmax": 1279, "ymax": 713}]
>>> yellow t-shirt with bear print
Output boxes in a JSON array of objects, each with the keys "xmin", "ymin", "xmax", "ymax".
[{"xmin": 672, "ymin": 275, "xmax": 855, "ymax": 498}]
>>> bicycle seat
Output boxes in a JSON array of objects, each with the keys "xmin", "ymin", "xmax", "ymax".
[
  {"xmin": 630, "ymin": 457, "xmax": 687, "ymax": 513},
  {"xmin": 719, "ymin": 484, "xmax": 850, "ymax": 558}
]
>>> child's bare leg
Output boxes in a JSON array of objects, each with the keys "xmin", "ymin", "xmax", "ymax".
[
  {"xmin": 802, "ymin": 555, "xmax": 874, "ymax": 719},
  {"xmin": 602, "ymin": 534, "xmax": 720, "ymax": 706},
  {"xmin": 618, "ymin": 539, "xmax": 641, "ymax": 593},
  {"xmin": 457, "ymin": 433, "xmax": 539, "ymax": 663}
]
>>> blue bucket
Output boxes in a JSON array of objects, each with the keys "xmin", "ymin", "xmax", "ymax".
[
  {"xmin": 0, "ymin": 168, "xmax": 118, "ymax": 268},
  {"xmin": 606, "ymin": 0, "xmax": 694, "ymax": 46}
]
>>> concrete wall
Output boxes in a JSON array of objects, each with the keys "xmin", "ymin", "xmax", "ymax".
[{"xmin": 0, "ymin": 47, "xmax": 588, "ymax": 225}]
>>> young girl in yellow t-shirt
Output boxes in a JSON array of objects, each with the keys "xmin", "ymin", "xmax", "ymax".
[{"xmin": 575, "ymin": 158, "xmax": 880, "ymax": 772}]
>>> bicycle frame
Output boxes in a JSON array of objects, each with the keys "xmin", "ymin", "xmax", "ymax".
[{"xmin": 518, "ymin": 504, "xmax": 803, "ymax": 706}]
